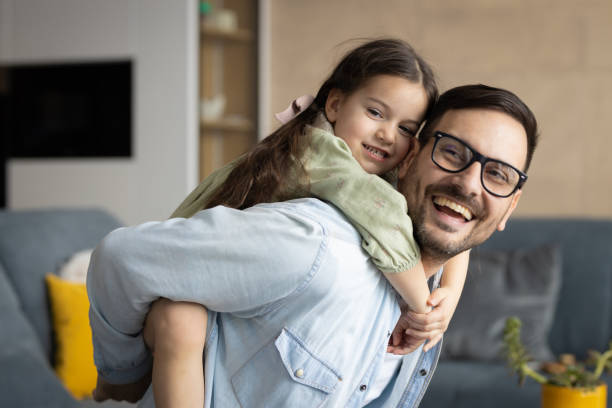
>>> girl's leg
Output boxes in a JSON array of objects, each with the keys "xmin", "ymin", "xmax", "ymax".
[{"xmin": 143, "ymin": 298, "xmax": 208, "ymax": 408}]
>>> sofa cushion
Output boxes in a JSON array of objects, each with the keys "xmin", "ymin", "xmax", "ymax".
[
  {"xmin": 478, "ymin": 218, "xmax": 612, "ymax": 358},
  {"xmin": 0, "ymin": 209, "xmax": 122, "ymax": 361},
  {"xmin": 0, "ymin": 263, "xmax": 78, "ymax": 408},
  {"xmin": 442, "ymin": 245, "xmax": 561, "ymax": 362},
  {"xmin": 420, "ymin": 361, "xmax": 542, "ymax": 408},
  {"xmin": 47, "ymin": 273, "xmax": 97, "ymax": 399}
]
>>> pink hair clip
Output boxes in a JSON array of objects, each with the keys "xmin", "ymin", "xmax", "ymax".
[{"xmin": 274, "ymin": 94, "xmax": 315, "ymax": 124}]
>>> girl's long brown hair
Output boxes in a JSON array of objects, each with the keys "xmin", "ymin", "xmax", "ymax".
[{"xmin": 205, "ymin": 38, "xmax": 438, "ymax": 210}]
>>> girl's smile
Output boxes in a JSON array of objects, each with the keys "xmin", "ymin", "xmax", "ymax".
[
  {"xmin": 325, "ymin": 74, "xmax": 429, "ymax": 175},
  {"xmin": 362, "ymin": 143, "xmax": 389, "ymax": 161}
]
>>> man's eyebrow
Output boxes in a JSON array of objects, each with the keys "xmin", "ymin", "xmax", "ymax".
[
  {"xmin": 439, "ymin": 131, "xmax": 520, "ymax": 168},
  {"xmin": 366, "ymin": 97, "xmax": 420, "ymax": 125}
]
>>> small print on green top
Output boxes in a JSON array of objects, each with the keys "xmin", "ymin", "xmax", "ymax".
[{"xmin": 171, "ymin": 115, "xmax": 420, "ymax": 274}]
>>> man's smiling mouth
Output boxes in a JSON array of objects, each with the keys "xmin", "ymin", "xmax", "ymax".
[{"xmin": 433, "ymin": 196, "xmax": 473, "ymax": 221}]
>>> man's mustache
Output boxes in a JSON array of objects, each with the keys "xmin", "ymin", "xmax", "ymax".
[{"xmin": 424, "ymin": 183, "xmax": 484, "ymax": 219}]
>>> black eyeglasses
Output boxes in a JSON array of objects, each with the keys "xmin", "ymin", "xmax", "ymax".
[{"xmin": 431, "ymin": 132, "xmax": 527, "ymax": 198}]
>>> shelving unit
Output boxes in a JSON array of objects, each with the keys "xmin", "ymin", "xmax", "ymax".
[{"xmin": 198, "ymin": 0, "xmax": 258, "ymax": 181}]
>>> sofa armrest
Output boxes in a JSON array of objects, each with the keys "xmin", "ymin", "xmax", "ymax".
[{"xmin": 0, "ymin": 264, "xmax": 78, "ymax": 408}]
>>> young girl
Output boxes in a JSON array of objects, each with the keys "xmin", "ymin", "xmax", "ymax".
[{"xmin": 125, "ymin": 39, "xmax": 468, "ymax": 406}]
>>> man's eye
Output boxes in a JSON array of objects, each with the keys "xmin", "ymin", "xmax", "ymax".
[
  {"xmin": 486, "ymin": 167, "xmax": 510, "ymax": 184},
  {"xmin": 367, "ymin": 108, "xmax": 382, "ymax": 118},
  {"xmin": 442, "ymin": 146, "xmax": 462, "ymax": 159}
]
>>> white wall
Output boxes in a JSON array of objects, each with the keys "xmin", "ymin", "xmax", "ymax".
[{"xmin": 0, "ymin": 0, "xmax": 199, "ymax": 225}]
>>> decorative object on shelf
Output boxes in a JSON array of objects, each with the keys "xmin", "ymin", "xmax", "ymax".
[
  {"xmin": 503, "ymin": 317, "xmax": 611, "ymax": 408},
  {"xmin": 200, "ymin": 1, "xmax": 238, "ymax": 33},
  {"xmin": 200, "ymin": 94, "xmax": 226, "ymax": 121}
]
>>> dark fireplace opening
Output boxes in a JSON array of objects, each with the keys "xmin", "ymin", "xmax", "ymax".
[{"xmin": 0, "ymin": 60, "xmax": 133, "ymax": 207}]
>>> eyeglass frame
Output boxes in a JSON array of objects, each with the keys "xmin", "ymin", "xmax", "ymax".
[{"xmin": 430, "ymin": 131, "xmax": 528, "ymax": 198}]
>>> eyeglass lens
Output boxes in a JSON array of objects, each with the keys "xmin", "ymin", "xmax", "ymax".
[{"xmin": 434, "ymin": 136, "xmax": 520, "ymax": 196}]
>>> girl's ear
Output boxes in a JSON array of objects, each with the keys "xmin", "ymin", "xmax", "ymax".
[
  {"xmin": 397, "ymin": 138, "xmax": 420, "ymax": 179},
  {"xmin": 325, "ymin": 88, "xmax": 345, "ymax": 124}
]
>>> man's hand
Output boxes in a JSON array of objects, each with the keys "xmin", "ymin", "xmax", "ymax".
[
  {"xmin": 387, "ymin": 287, "xmax": 459, "ymax": 354},
  {"xmin": 92, "ymin": 371, "xmax": 152, "ymax": 403}
]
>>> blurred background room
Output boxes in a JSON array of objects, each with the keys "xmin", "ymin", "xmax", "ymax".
[
  {"xmin": 1, "ymin": 0, "xmax": 611, "ymax": 224},
  {"xmin": 0, "ymin": 1, "xmax": 610, "ymax": 407}
]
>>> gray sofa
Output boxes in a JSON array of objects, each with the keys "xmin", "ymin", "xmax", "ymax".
[
  {"xmin": 421, "ymin": 218, "xmax": 612, "ymax": 408},
  {"xmin": 0, "ymin": 208, "xmax": 133, "ymax": 408},
  {"xmin": 2, "ymin": 208, "xmax": 610, "ymax": 407}
]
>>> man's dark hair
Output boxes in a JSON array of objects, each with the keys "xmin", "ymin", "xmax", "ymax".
[{"xmin": 419, "ymin": 84, "xmax": 539, "ymax": 172}]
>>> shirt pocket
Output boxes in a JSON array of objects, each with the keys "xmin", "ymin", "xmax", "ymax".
[{"xmin": 231, "ymin": 327, "xmax": 343, "ymax": 408}]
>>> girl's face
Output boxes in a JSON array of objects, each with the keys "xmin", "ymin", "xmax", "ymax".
[{"xmin": 325, "ymin": 74, "xmax": 429, "ymax": 175}]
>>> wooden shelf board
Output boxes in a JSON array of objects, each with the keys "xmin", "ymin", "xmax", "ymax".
[
  {"xmin": 201, "ymin": 118, "xmax": 254, "ymax": 132},
  {"xmin": 200, "ymin": 27, "xmax": 253, "ymax": 42}
]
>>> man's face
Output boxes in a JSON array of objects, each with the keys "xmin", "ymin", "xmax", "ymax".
[{"xmin": 398, "ymin": 108, "xmax": 528, "ymax": 260}]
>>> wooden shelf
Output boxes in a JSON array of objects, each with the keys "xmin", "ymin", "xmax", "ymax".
[
  {"xmin": 201, "ymin": 117, "xmax": 254, "ymax": 133},
  {"xmin": 200, "ymin": 26, "xmax": 253, "ymax": 42},
  {"xmin": 198, "ymin": 1, "xmax": 258, "ymax": 180}
]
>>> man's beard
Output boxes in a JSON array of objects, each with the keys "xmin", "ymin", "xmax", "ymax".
[
  {"xmin": 409, "ymin": 183, "xmax": 486, "ymax": 262},
  {"xmin": 413, "ymin": 218, "xmax": 471, "ymax": 262}
]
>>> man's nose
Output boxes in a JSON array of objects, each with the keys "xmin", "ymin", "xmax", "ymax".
[{"xmin": 452, "ymin": 161, "xmax": 482, "ymax": 195}]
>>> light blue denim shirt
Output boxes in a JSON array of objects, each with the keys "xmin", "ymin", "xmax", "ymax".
[{"xmin": 87, "ymin": 198, "xmax": 442, "ymax": 407}]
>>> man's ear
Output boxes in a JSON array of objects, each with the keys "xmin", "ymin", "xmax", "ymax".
[
  {"xmin": 397, "ymin": 138, "xmax": 420, "ymax": 179},
  {"xmin": 325, "ymin": 88, "xmax": 345, "ymax": 124},
  {"xmin": 497, "ymin": 189, "xmax": 522, "ymax": 231}
]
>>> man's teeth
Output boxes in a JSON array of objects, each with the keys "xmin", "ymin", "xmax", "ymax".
[
  {"xmin": 433, "ymin": 197, "xmax": 473, "ymax": 221},
  {"xmin": 364, "ymin": 145, "xmax": 385, "ymax": 158}
]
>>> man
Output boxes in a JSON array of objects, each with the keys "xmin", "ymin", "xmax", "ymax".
[{"xmin": 88, "ymin": 84, "xmax": 538, "ymax": 407}]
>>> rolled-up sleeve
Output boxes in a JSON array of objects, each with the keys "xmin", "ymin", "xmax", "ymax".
[{"xmin": 87, "ymin": 204, "xmax": 327, "ymax": 384}]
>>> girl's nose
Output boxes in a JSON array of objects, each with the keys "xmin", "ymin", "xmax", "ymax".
[{"xmin": 375, "ymin": 126, "xmax": 395, "ymax": 145}]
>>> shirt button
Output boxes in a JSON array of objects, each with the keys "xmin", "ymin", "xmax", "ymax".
[
  {"xmin": 359, "ymin": 384, "xmax": 367, "ymax": 392},
  {"xmin": 419, "ymin": 369, "xmax": 427, "ymax": 376},
  {"xmin": 294, "ymin": 368, "xmax": 304, "ymax": 378}
]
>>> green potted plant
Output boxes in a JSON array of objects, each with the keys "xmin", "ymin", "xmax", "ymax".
[{"xmin": 503, "ymin": 317, "xmax": 611, "ymax": 408}]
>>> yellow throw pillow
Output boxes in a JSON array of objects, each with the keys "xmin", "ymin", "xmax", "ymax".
[{"xmin": 46, "ymin": 273, "xmax": 97, "ymax": 399}]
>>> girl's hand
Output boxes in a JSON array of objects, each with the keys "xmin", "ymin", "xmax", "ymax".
[
  {"xmin": 387, "ymin": 312, "xmax": 425, "ymax": 355},
  {"xmin": 404, "ymin": 287, "xmax": 458, "ymax": 352},
  {"xmin": 387, "ymin": 286, "xmax": 459, "ymax": 354}
]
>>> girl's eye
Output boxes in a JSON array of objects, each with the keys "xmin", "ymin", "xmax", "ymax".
[
  {"xmin": 399, "ymin": 126, "xmax": 416, "ymax": 137},
  {"xmin": 367, "ymin": 108, "xmax": 382, "ymax": 118}
]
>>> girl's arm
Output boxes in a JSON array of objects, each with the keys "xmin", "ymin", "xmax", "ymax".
[
  {"xmin": 390, "ymin": 250, "xmax": 470, "ymax": 353},
  {"xmin": 301, "ymin": 126, "xmax": 431, "ymax": 313},
  {"xmin": 438, "ymin": 249, "xmax": 469, "ymax": 317}
]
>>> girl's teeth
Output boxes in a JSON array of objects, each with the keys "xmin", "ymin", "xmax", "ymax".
[{"xmin": 365, "ymin": 145, "xmax": 385, "ymax": 158}]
